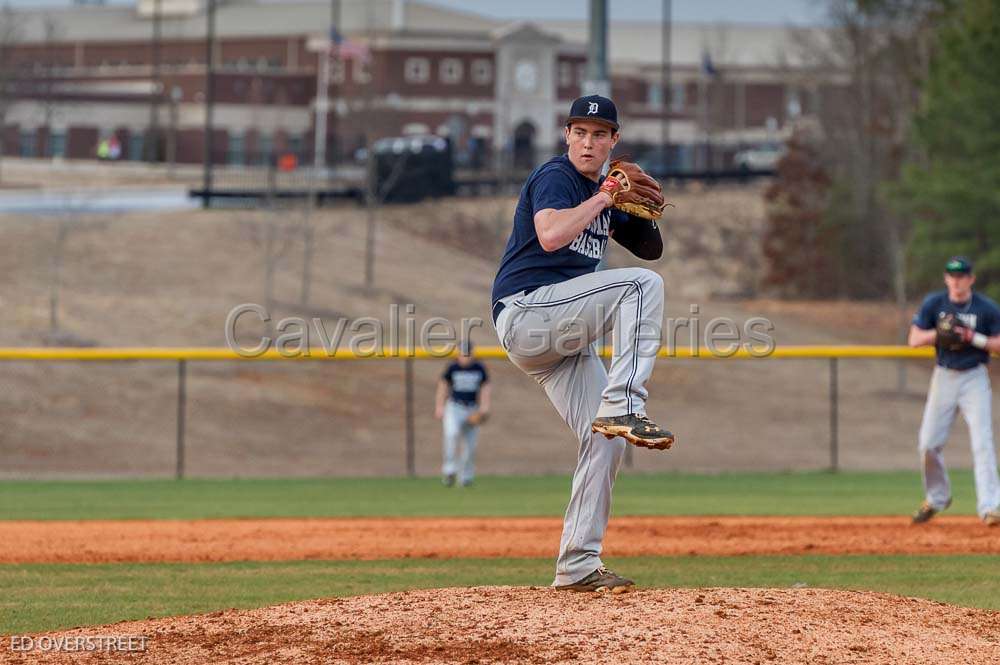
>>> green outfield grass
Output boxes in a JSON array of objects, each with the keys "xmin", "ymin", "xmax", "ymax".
[
  {"xmin": 0, "ymin": 471, "xmax": 981, "ymax": 520},
  {"xmin": 2, "ymin": 472, "xmax": 991, "ymax": 636},
  {"xmin": 2, "ymin": 555, "xmax": 998, "ymax": 635}
]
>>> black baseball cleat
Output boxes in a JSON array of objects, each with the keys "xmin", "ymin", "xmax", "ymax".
[
  {"xmin": 555, "ymin": 566, "xmax": 635, "ymax": 593},
  {"xmin": 592, "ymin": 414, "xmax": 674, "ymax": 450},
  {"xmin": 912, "ymin": 497, "xmax": 951, "ymax": 524},
  {"xmin": 442, "ymin": 473, "xmax": 456, "ymax": 488}
]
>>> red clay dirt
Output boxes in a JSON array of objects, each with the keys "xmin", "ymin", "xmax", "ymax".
[
  {"xmin": 5, "ymin": 587, "xmax": 1000, "ymax": 665},
  {"xmin": 1, "ymin": 515, "xmax": 998, "ymax": 564}
]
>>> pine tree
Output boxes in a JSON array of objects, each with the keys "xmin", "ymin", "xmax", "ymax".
[{"xmin": 900, "ymin": 0, "xmax": 1000, "ymax": 299}]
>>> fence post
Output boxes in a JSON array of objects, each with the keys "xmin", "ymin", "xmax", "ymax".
[
  {"xmin": 829, "ymin": 357, "xmax": 839, "ymax": 473},
  {"xmin": 176, "ymin": 359, "xmax": 187, "ymax": 480},
  {"xmin": 404, "ymin": 357, "xmax": 415, "ymax": 477}
]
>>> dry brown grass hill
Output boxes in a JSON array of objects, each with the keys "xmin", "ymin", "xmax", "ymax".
[{"xmin": 0, "ymin": 175, "xmax": 991, "ymax": 478}]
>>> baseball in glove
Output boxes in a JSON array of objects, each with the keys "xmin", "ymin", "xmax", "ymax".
[
  {"xmin": 599, "ymin": 160, "xmax": 669, "ymax": 221},
  {"xmin": 467, "ymin": 411, "xmax": 489, "ymax": 426},
  {"xmin": 936, "ymin": 312, "xmax": 968, "ymax": 351}
]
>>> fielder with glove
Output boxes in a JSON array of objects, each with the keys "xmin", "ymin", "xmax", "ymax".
[
  {"xmin": 490, "ymin": 95, "xmax": 671, "ymax": 593},
  {"xmin": 434, "ymin": 342, "xmax": 490, "ymax": 488},
  {"xmin": 909, "ymin": 256, "xmax": 1000, "ymax": 526}
]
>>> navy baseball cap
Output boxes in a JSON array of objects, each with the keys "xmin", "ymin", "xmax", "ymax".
[
  {"xmin": 945, "ymin": 256, "xmax": 973, "ymax": 274},
  {"xmin": 566, "ymin": 95, "xmax": 619, "ymax": 131}
]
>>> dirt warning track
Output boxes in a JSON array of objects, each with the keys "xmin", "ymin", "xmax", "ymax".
[{"xmin": 2, "ymin": 515, "xmax": 998, "ymax": 564}]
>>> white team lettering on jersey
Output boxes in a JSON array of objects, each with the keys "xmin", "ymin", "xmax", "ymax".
[
  {"xmin": 958, "ymin": 313, "xmax": 978, "ymax": 330},
  {"xmin": 568, "ymin": 210, "xmax": 611, "ymax": 259},
  {"xmin": 451, "ymin": 370, "xmax": 484, "ymax": 393}
]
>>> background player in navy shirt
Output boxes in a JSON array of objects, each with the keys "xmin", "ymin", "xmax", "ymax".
[
  {"xmin": 491, "ymin": 95, "xmax": 670, "ymax": 592},
  {"xmin": 435, "ymin": 342, "xmax": 490, "ymax": 487},
  {"xmin": 909, "ymin": 256, "xmax": 1000, "ymax": 526}
]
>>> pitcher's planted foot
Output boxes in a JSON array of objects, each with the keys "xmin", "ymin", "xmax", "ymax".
[{"xmin": 554, "ymin": 566, "xmax": 634, "ymax": 593}]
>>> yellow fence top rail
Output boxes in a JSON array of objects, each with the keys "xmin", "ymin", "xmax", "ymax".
[{"xmin": 0, "ymin": 345, "xmax": 938, "ymax": 361}]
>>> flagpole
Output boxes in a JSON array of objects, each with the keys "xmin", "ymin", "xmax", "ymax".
[
  {"xmin": 660, "ymin": 0, "xmax": 670, "ymax": 171},
  {"xmin": 699, "ymin": 52, "xmax": 709, "ymax": 171},
  {"xmin": 314, "ymin": 0, "xmax": 341, "ymax": 170},
  {"xmin": 314, "ymin": 48, "xmax": 329, "ymax": 170}
]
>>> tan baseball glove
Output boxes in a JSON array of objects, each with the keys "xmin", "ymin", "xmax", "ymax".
[
  {"xmin": 599, "ymin": 160, "xmax": 668, "ymax": 221},
  {"xmin": 467, "ymin": 410, "xmax": 489, "ymax": 426}
]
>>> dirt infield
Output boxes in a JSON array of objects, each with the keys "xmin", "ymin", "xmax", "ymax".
[
  {"xmin": 3, "ymin": 515, "xmax": 998, "ymax": 563},
  {"xmin": 7, "ymin": 587, "xmax": 1000, "ymax": 664},
  {"xmin": 5, "ymin": 517, "xmax": 1000, "ymax": 664}
]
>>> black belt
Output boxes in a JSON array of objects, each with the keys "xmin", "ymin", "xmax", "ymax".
[
  {"xmin": 938, "ymin": 362, "xmax": 985, "ymax": 372},
  {"xmin": 492, "ymin": 287, "xmax": 537, "ymax": 325}
]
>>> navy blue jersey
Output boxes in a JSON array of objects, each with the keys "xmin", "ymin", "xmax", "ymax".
[
  {"xmin": 491, "ymin": 154, "xmax": 628, "ymax": 304},
  {"xmin": 442, "ymin": 361, "xmax": 489, "ymax": 405},
  {"xmin": 913, "ymin": 290, "xmax": 1000, "ymax": 369}
]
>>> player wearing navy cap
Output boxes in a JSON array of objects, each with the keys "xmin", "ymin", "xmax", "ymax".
[
  {"xmin": 491, "ymin": 95, "xmax": 672, "ymax": 592},
  {"xmin": 909, "ymin": 256, "xmax": 1000, "ymax": 526},
  {"xmin": 435, "ymin": 342, "xmax": 490, "ymax": 488}
]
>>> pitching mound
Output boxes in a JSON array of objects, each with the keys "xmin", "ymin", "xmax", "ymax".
[{"xmin": 15, "ymin": 586, "xmax": 1000, "ymax": 664}]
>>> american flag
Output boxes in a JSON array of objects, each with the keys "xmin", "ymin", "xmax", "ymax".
[
  {"xmin": 700, "ymin": 50, "xmax": 719, "ymax": 78},
  {"xmin": 328, "ymin": 27, "xmax": 370, "ymax": 61}
]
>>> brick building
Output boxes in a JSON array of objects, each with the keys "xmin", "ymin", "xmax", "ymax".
[{"xmin": 3, "ymin": 0, "xmax": 836, "ymax": 169}]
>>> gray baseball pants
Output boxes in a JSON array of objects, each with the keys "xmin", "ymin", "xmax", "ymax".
[
  {"xmin": 494, "ymin": 267, "xmax": 664, "ymax": 586},
  {"xmin": 442, "ymin": 400, "xmax": 480, "ymax": 484},
  {"xmin": 919, "ymin": 364, "xmax": 1000, "ymax": 517}
]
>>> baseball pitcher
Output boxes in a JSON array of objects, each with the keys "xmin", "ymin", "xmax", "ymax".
[
  {"xmin": 490, "ymin": 95, "xmax": 671, "ymax": 592},
  {"xmin": 909, "ymin": 256, "xmax": 1000, "ymax": 526}
]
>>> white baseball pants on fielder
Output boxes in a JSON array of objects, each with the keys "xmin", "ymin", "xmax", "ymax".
[
  {"xmin": 442, "ymin": 400, "xmax": 480, "ymax": 484},
  {"xmin": 919, "ymin": 364, "xmax": 1000, "ymax": 517},
  {"xmin": 494, "ymin": 267, "xmax": 664, "ymax": 586}
]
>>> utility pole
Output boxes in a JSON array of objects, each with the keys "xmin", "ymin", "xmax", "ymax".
[
  {"xmin": 660, "ymin": 0, "xmax": 671, "ymax": 170},
  {"xmin": 202, "ymin": 0, "xmax": 216, "ymax": 209},
  {"xmin": 583, "ymin": 0, "xmax": 610, "ymax": 97},
  {"xmin": 146, "ymin": 0, "xmax": 161, "ymax": 162},
  {"xmin": 699, "ymin": 71, "xmax": 709, "ymax": 171},
  {"xmin": 167, "ymin": 85, "xmax": 181, "ymax": 178}
]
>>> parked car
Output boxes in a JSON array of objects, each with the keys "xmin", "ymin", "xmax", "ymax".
[
  {"xmin": 371, "ymin": 135, "xmax": 454, "ymax": 202},
  {"xmin": 733, "ymin": 143, "xmax": 784, "ymax": 171},
  {"xmin": 635, "ymin": 152, "xmax": 673, "ymax": 179}
]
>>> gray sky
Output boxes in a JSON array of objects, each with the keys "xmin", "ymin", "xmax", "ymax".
[{"xmin": 7, "ymin": 0, "xmax": 828, "ymax": 25}]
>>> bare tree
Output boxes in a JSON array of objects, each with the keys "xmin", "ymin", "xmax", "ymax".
[
  {"xmin": 786, "ymin": 1, "xmax": 940, "ymax": 393},
  {"xmin": 789, "ymin": 0, "xmax": 940, "ymax": 303},
  {"xmin": 46, "ymin": 193, "xmax": 108, "ymax": 346},
  {"xmin": 39, "ymin": 14, "xmax": 62, "ymax": 143},
  {"xmin": 298, "ymin": 185, "xmax": 318, "ymax": 306},
  {"xmin": 699, "ymin": 23, "xmax": 733, "ymax": 170},
  {"xmin": 242, "ymin": 167, "xmax": 302, "ymax": 316},
  {"xmin": 356, "ymin": 2, "xmax": 410, "ymax": 293}
]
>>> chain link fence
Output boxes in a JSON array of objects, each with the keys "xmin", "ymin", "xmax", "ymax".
[{"xmin": 2, "ymin": 347, "xmax": 994, "ymax": 479}]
